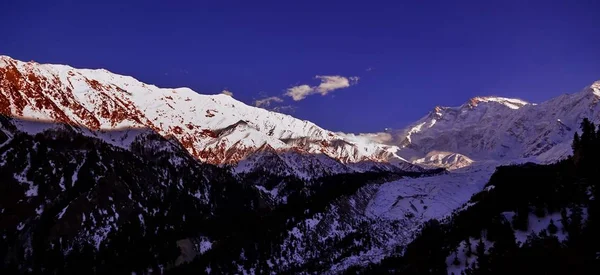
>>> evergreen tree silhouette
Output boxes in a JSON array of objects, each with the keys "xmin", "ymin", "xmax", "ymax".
[{"xmin": 548, "ymin": 219, "xmax": 558, "ymax": 235}]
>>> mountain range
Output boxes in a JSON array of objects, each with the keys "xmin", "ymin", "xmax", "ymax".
[
  {"xmin": 3, "ymin": 56, "xmax": 598, "ymax": 172},
  {"xmin": 0, "ymin": 55, "xmax": 421, "ymax": 179},
  {"xmin": 1, "ymin": 55, "xmax": 599, "ymax": 273}
]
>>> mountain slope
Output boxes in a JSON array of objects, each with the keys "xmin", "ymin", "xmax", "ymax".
[
  {"xmin": 353, "ymin": 123, "xmax": 600, "ymax": 274},
  {"xmin": 0, "ymin": 116, "xmax": 265, "ymax": 273},
  {"xmin": 3, "ymin": 55, "xmax": 600, "ymax": 273},
  {"xmin": 0, "ymin": 56, "xmax": 418, "ymax": 175},
  {"xmin": 392, "ymin": 82, "xmax": 600, "ymax": 166},
  {"xmin": 0, "ymin": 115, "xmax": 438, "ymax": 274}
]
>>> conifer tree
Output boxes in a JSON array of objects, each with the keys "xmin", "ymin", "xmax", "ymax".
[
  {"xmin": 453, "ymin": 251, "xmax": 461, "ymax": 266},
  {"xmin": 475, "ymin": 238, "xmax": 489, "ymax": 272},
  {"xmin": 572, "ymin": 132, "xmax": 580, "ymax": 153},
  {"xmin": 476, "ymin": 238, "xmax": 486, "ymax": 259},
  {"xmin": 465, "ymin": 238, "xmax": 472, "ymax": 257},
  {"xmin": 548, "ymin": 219, "xmax": 558, "ymax": 235},
  {"xmin": 568, "ymin": 206, "xmax": 584, "ymax": 244},
  {"xmin": 560, "ymin": 208, "xmax": 569, "ymax": 234}
]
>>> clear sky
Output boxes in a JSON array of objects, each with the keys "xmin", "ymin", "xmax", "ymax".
[{"xmin": 1, "ymin": 1, "xmax": 599, "ymax": 133}]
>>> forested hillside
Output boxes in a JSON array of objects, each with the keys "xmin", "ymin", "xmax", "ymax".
[
  {"xmin": 0, "ymin": 116, "xmax": 441, "ymax": 274},
  {"xmin": 352, "ymin": 118, "xmax": 600, "ymax": 274}
]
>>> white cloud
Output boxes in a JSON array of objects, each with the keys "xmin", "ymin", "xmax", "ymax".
[
  {"xmin": 221, "ymin": 90, "xmax": 234, "ymax": 96},
  {"xmin": 361, "ymin": 132, "xmax": 394, "ymax": 144},
  {"xmin": 337, "ymin": 132, "xmax": 394, "ymax": 145},
  {"xmin": 285, "ymin": 75, "xmax": 359, "ymax": 101},
  {"xmin": 285, "ymin": 85, "xmax": 314, "ymax": 101},
  {"xmin": 254, "ymin": 96, "xmax": 283, "ymax": 107},
  {"xmin": 315, "ymin": 75, "xmax": 351, "ymax": 94}
]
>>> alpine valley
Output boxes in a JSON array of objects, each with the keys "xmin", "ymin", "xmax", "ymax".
[{"xmin": 1, "ymin": 56, "xmax": 600, "ymax": 274}]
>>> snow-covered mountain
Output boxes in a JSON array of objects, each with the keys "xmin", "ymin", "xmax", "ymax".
[
  {"xmin": 0, "ymin": 56, "xmax": 419, "ymax": 175},
  {"xmin": 413, "ymin": 151, "xmax": 474, "ymax": 170},
  {"xmin": 4, "ymin": 54, "xmax": 600, "ymax": 274},
  {"xmin": 0, "ymin": 115, "xmax": 265, "ymax": 273},
  {"xmin": 388, "ymin": 82, "xmax": 600, "ymax": 168},
  {"xmin": 4, "ymin": 55, "xmax": 595, "ymax": 174}
]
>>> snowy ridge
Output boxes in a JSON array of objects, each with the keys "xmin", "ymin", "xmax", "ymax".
[
  {"xmin": 591, "ymin": 80, "xmax": 600, "ymax": 97},
  {"xmin": 413, "ymin": 151, "xmax": 474, "ymax": 170},
  {"xmin": 466, "ymin": 96, "xmax": 530, "ymax": 110},
  {"xmin": 4, "ymin": 55, "xmax": 594, "ymax": 173},
  {"xmin": 391, "ymin": 81, "xmax": 600, "ymax": 167},
  {"xmin": 0, "ymin": 55, "xmax": 417, "ymax": 175}
]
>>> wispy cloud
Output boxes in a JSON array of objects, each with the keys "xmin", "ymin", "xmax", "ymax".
[
  {"xmin": 221, "ymin": 90, "xmax": 234, "ymax": 96},
  {"xmin": 252, "ymin": 95, "xmax": 295, "ymax": 114},
  {"xmin": 254, "ymin": 96, "xmax": 283, "ymax": 107},
  {"xmin": 337, "ymin": 132, "xmax": 394, "ymax": 145},
  {"xmin": 285, "ymin": 75, "xmax": 359, "ymax": 101}
]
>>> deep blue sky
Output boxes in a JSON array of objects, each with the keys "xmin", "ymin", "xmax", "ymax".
[{"xmin": 1, "ymin": 1, "xmax": 599, "ymax": 133}]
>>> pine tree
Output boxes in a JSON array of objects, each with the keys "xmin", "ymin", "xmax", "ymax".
[
  {"xmin": 580, "ymin": 118, "xmax": 595, "ymax": 143},
  {"xmin": 572, "ymin": 132, "xmax": 580, "ymax": 154},
  {"xmin": 453, "ymin": 252, "xmax": 461, "ymax": 266},
  {"xmin": 548, "ymin": 219, "xmax": 558, "ymax": 235},
  {"xmin": 577, "ymin": 118, "xmax": 597, "ymax": 176},
  {"xmin": 560, "ymin": 207, "xmax": 569, "ymax": 234},
  {"xmin": 568, "ymin": 206, "xmax": 584, "ymax": 244},
  {"xmin": 475, "ymin": 238, "xmax": 489, "ymax": 272},
  {"xmin": 512, "ymin": 207, "xmax": 529, "ymax": 231},
  {"xmin": 465, "ymin": 238, "xmax": 472, "ymax": 257},
  {"xmin": 534, "ymin": 204, "xmax": 546, "ymax": 218},
  {"xmin": 476, "ymin": 238, "xmax": 486, "ymax": 259}
]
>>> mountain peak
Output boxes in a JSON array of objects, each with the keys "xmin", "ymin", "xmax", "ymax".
[
  {"xmin": 464, "ymin": 96, "xmax": 529, "ymax": 110},
  {"xmin": 425, "ymin": 96, "xmax": 530, "ymax": 120},
  {"xmin": 590, "ymin": 80, "xmax": 600, "ymax": 97}
]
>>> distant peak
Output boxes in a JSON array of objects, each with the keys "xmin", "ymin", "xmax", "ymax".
[
  {"xmin": 465, "ymin": 96, "xmax": 529, "ymax": 110},
  {"xmin": 430, "ymin": 106, "xmax": 445, "ymax": 118},
  {"xmin": 590, "ymin": 80, "xmax": 600, "ymax": 97},
  {"xmin": 428, "ymin": 96, "xmax": 530, "ymax": 118}
]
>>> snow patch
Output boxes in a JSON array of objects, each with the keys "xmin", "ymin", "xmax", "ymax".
[{"xmin": 57, "ymin": 204, "xmax": 69, "ymax": 219}]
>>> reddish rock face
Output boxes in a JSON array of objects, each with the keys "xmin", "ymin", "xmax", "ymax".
[
  {"xmin": 1, "ymin": 56, "xmax": 403, "ymax": 167},
  {"xmin": 1, "ymin": 61, "xmax": 100, "ymax": 129},
  {"xmin": 0, "ymin": 59, "xmax": 159, "ymax": 132},
  {"xmin": 0, "ymin": 62, "xmax": 280, "ymax": 165},
  {"xmin": 200, "ymin": 129, "xmax": 217, "ymax": 138}
]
